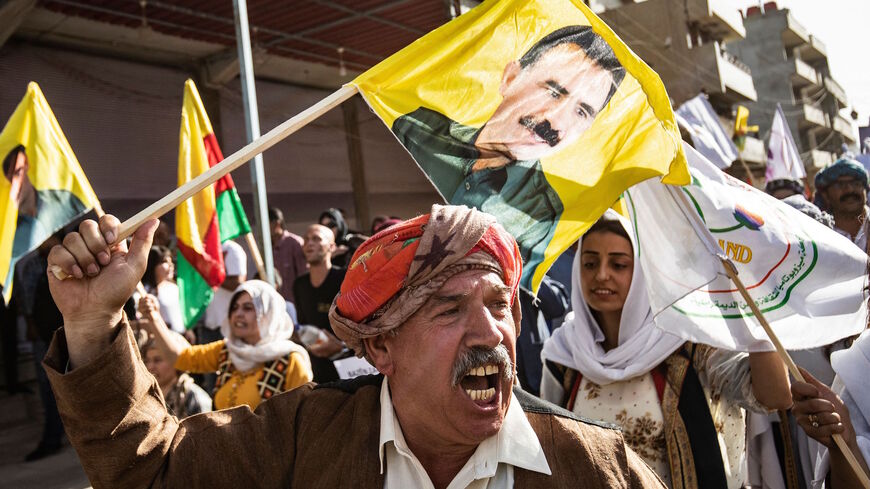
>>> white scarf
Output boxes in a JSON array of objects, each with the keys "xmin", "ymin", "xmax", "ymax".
[
  {"xmin": 220, "ymin": 280, "xmax": 311, "ymax": 373},
  {"xmin": 541, "ymin": 210, "xmax": 684, "ymax": 385},
  {"xmin": 831, "ymin": 329, "xmax": 870, "ymax": 436}
]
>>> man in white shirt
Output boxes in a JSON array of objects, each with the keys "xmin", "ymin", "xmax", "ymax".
[{"xmin": 41, "ymin": 205, "xmax": 664, "ymax": 488}]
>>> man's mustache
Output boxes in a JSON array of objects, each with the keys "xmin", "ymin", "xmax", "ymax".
[
  {"xmin": 451, "ymin": 344, "xmax": 514, "ymax": 386},
  {"xmin": 840, "ymin": 192, "xmax": 862, "ymax": 203},
  {"xmin": 519, "ymin": 116, "xmax": 560, "ymax": 147}
]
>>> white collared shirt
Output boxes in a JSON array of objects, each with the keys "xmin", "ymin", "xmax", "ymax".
[
  {"xmin": 378, "ymin": 377, "xmax": 551, "ymax": 489},
  {"xmin": 834, "ymin": 206, "xmax": 869, "ymax": 253}
]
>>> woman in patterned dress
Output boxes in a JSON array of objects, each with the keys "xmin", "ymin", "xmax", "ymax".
[
  {"xmin": 540, "ymin": 210, "xmax": 792, "ymax": 489},
  {"xmin": 139, "ymin": 280, "xmax": 313, "ymax": 410}
]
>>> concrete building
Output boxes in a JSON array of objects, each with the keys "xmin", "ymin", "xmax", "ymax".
[
  {"xmin": 590, "ymin": 0, "xmax": 756, "ymax": 112},
  {"xmin": 728, "ymin": 2, "xmax": 856, "ymax": 178},
  {"xmin": 587, "ymin": 0, "xmax": 765, "ymax": 178}
]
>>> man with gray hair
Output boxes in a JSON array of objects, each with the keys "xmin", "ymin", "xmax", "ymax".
[{"xmin": 42, "ymin": 204, "xmax": 663, "ymax": 488}]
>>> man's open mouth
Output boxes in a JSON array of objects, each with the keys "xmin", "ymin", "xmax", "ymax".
[{"xmin": 459, "ymin": 364, "xmax": 500, "ymax": 402}]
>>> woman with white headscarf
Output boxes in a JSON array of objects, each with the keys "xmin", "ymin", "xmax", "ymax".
[
  {"xmin": 540, "ymin": 210, "xmax": 792, "ymax": 489},
  {"xmin": 139, "ymin": 280, "xmax": 312, "ymax": 410}
]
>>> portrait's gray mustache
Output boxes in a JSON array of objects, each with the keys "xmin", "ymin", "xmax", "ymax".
[
  {"xmin": 519, "ymin": 116, "xmax": 560, "ymax": 147},
  {"xmin": 451, "ymin": 344, "xmax": 514, "ymax": 386}
]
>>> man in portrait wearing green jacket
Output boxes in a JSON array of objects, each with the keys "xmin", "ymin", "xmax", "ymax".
[{"xmin": 393, "ymin": 25, "xmax": 625, "ymax": 280}]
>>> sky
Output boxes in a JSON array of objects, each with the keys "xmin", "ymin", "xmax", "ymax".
[{"xmin": 735, "ymin": 0, "xmax": 870, "ymax": 126}]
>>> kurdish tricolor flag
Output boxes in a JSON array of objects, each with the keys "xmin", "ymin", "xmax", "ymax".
[
  {"xmin": 176, "ymin": 79, "xmax": 250, "ymax": 328},
  {"xmin": 1, "ymin": 82, "xmax": 99, "ymax": 303},
  {"xmin": 352, "ymin": 0, "xmax": 688, "ymax": 292}
]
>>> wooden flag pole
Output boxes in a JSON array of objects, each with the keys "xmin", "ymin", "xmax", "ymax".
[
  {"xmin": 116, "ymin": 84, "xmax": 358, "ymax": 242},
  {"xmin": 51, "ymin": 84, "xmax": 358, "ymax": 280},
  {"xmin": 720, "ymin": 258, "xmax": 870, "ymax": 489},
  {"xmin": 92, "ymin": 201, "xmax": 149, "ymax": 297},
  {"xmin": 737, "ymin": 156, "xmax": 761, "ymax": 189},
  {"xmin": 244, "ymin": 232, "xmax": 268, "ymax": 282}
]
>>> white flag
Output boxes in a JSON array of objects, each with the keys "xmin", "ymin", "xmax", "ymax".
[
  {"xmin": 626, "ymin": 143, "xmax": 866, "ymax": 351},
  {"xmin": 675, "ymin": 95, "xmax": 739, "ymax": 169},
  {"xmin": 766, "ymin": 104, "xmax": 806, "ymax": 182}
]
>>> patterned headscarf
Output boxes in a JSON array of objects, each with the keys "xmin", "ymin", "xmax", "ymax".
[{"xmin": 329, "ymin": 204, "xmax": 522, "ymax": 357}]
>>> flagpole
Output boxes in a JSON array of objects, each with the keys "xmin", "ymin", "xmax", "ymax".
[
  {"xmin": 670, "ymin": 181, "xmax": 870, "ymax": 488},
  {"xmin": 720, "ymin": 259, "xmax": 870, "ymax": 489},
  {"xmin": 737, "ymin": 155, "xmax": 761, "ymax": 189},
  {"xmin": 49, "ymin": 85, "xmax": 358, "ymax": 280},
  {"xmin": 244, "ymin": 232, "xmax": 268, "ymax": 281},
  {"xmin": 233, "ymin": 0, "xmax": 274, "ymax": 287},
  {"xmin": 91, "ymin": 202, "xmax": 149, "ymax": 298}
]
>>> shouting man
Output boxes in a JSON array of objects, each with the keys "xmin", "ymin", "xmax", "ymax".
[{"xmin": 42, "ymin": 205, "xmax": 663, "ymax": 488}]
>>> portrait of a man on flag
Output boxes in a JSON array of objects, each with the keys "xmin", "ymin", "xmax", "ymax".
[
  {"xmin": 3, "ymin": 144, "xmax": 87, "ymax": 260},
  {"xmin": 392, "ymin": 25, "xmax": 625, "ymax": 277},
  {"xmin": 354, "ymin": 0, "xmax": 688, "ymax": 291}
]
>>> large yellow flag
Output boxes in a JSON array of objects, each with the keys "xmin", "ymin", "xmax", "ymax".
[
  {"xmin": 0, "ymin": 82, "xmax": 99, "ymax": 302},
  {"xmin": 352, "ymin": 0, "xmax": 689, "ymax": 291}
]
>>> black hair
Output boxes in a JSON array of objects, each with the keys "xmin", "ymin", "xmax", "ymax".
[
  {"xmin": 319, "ymin": 208, "xmax": 348, "ymax": 243},
  {"xmin": 518, "ymin": 25, "xmax": 626, "ymax": 106},
  {"xmin": 142, "ymin": 245, "xmax": 173, "ymax": 288},
  {"xmin": 268, "ymin": 207, "xmax": 284, "ymax": 223},
  {"xmin": 227, "ymin": 288, "xmax": 256, "ymax": 320},
  {"xmin": 2, "ymin": 144, "xmax": 26, "ymax": 180},
  {"xmin": 585, "ymin": 214, "xmax": 631, "ymax": 243}
]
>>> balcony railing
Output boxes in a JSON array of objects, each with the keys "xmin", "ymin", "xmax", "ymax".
[
  {"xmin": 800, "ymin": 35, "xmax": 827, "ymax": 62},
  {"xmin": 824, "ymin": 77, "xmax": 848, "ymax": 107},
  {"xmin": 718, "ymin": 46, "xmax": 757, "ymax": 101},
  {"xmin": 833, "ymin": 115, "xmax": 856, "ymax": 142},
  {"xmin": 781, "ymin": 12, "xmax": 810, "ymax": 48},
  {"xmin": 791, "ymin": 58, "xmax": 820, "ymax": 87},
  {"xmin": 797, "ymin": 104, "xmax": 828, "ymax": 129},
  {"xmin": 686, "ymin": 0, "xmax": 746, "ymax": 40},
  {"xmin": 804, "ymin": 149, "xmax": 834, "ymax": 169}
]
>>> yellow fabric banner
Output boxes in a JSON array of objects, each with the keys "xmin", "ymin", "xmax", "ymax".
[
  {"xmin": 0, "ymin": 82, "xmax": 99, "ymax": 302},
  {"xmin": 352, "ymin": 0, "xmax": 688, "ymax": 291}
]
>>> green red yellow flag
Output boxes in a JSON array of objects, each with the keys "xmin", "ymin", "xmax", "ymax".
[
  {"xmin": 176, "ymin": 79, "xmax": 251, "ymax": 328},
  {"xmin": 352, "ymin": 0, "xmax": 689, "ymax": 292},
  {"xmin": 0, "ymin": 82, "xmax": 99, "ymax": 303}
]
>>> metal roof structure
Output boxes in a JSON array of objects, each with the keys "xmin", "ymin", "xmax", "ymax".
[{"xmin": 5, "ymin": 0, "xmax": 459, "ymax": 87}]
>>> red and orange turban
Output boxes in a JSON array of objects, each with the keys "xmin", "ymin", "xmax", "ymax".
[{"xmin": 329, "ymin": 204, "xmax": 522, "ymax": 357}]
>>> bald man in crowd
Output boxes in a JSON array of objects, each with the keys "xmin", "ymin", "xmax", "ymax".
[{"xmin": 293, "ymin": 223, "xmax": 347, "ymax": 382}]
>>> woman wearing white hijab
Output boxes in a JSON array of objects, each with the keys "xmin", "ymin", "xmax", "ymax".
[
  {"xmin": 139, "ymin": 280, "xmax": 312, "ymax": 410},
  {"xmin": 540, "ymin": 210, "xmax": 791, "ymax": 489}
]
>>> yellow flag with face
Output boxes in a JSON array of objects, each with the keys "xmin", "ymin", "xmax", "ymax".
[
  {"xmin": 352, "ymin": 0, "xmax": 688, "ymax": 292},
  {"xmin": 0, "ymin": 82, "xmax": 99, "ymax": 303}
]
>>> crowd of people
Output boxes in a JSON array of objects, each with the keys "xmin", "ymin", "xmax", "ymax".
[{"xmin": 1, "ymin": 156, "xmax": 870, "ymax": 488}]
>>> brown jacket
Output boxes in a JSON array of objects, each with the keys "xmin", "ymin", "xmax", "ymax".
[{"xmin": 45, "ymin": 324, "xmax": 665, "ymax": 489}]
